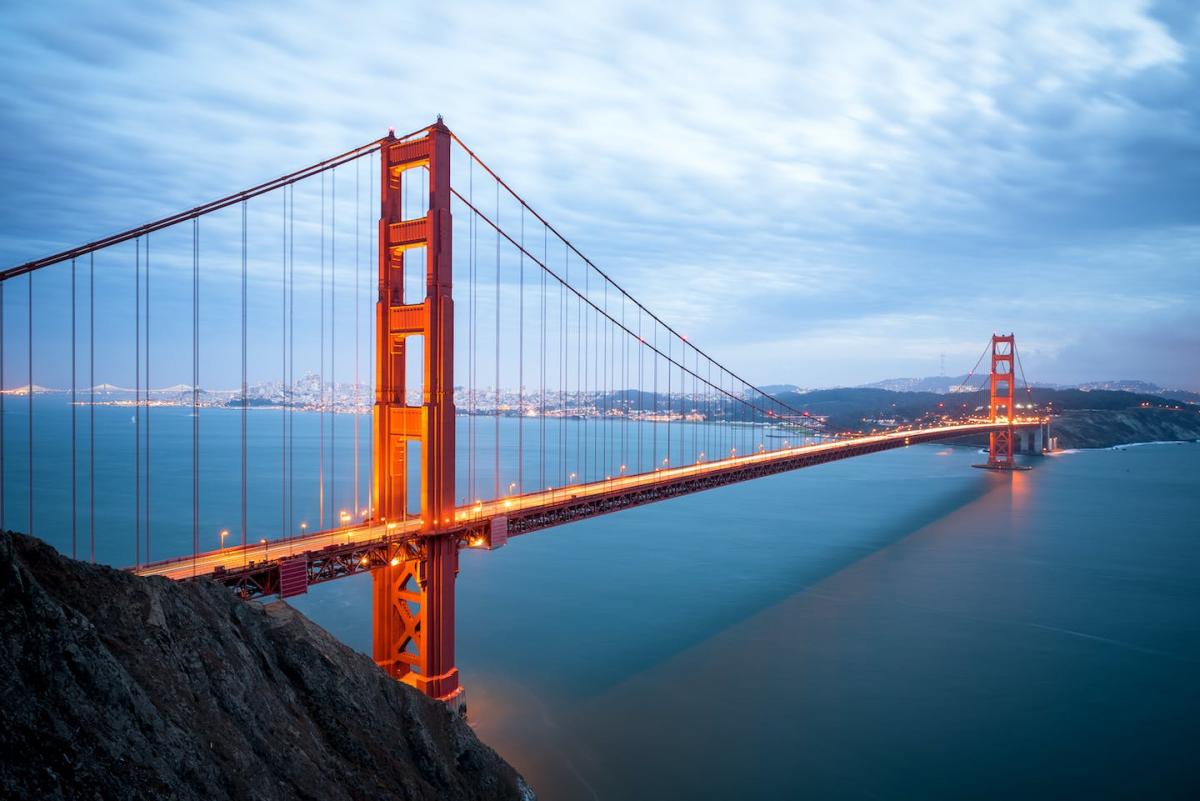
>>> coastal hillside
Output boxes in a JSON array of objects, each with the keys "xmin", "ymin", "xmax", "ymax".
[
  {"xmin": 0, "ymin": 532, "xmax": 534, "ymax": 801},
  {"xmin": 772, "ymin": 386, "xmax": 1199, "ymax": 448},
  {"xmin": 1047, "ymin": 407, "xmax": 1200, "ymax": 450}
]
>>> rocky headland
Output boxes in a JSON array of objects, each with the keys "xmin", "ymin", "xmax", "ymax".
[
  {"xmin": 1046, "ymin": 407, "xmax": 1200, "ymax": 450},
  {"xmin": 0, "ymin": 531, "xmax": 534, "ymax": 801}
]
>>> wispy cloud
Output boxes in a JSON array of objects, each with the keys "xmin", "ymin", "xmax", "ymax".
[{"xmin": 1, "ymin": 0, "xmax": 1196, "ymax": 387}]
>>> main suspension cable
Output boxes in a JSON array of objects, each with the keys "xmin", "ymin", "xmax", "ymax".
[
  {"xmin": 450, "ymin": 188, "xmax": 804, "ymax": 430},
  {"xmin": 448, "ymin": 132, "xmax": 809, "ymax": 421}
]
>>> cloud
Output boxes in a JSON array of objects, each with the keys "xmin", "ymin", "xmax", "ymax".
[{"xmin": 0, "ymin": 0, "xmax": 1197, "ymax": 388}]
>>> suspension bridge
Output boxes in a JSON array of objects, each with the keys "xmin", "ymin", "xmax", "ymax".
[{"xmin": 1, "ymin": 119, "xmax": 1047, "ymax": 712}]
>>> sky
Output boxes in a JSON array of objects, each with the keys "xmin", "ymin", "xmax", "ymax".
[{"xmin": 1, "ymin": 0, "xmax": 1197, "ymax": 390}]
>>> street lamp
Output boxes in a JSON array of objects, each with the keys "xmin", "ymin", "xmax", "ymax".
[
  {"xmin": 219, "ymin": 529, "xmax": 229, "ymax": 549},
  {"xmin": 260, "ymin": 538, "xmax": 268, "ymax": 559}
]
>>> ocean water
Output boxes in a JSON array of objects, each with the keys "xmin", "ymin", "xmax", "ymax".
[
  {"xmin": 301, "ymin": 439, "xmax": 1200, "ymax": 800},
  {"xmin": 6, "ymin": 399, "xmax": 1199, "ymax": 798}
]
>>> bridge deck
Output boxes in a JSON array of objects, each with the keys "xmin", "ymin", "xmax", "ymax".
[{"xmin": 133, "ymin": 420, "xmax": 1043, "ymax": 592}]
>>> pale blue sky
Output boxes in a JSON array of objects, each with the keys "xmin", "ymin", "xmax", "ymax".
[{"xmin": 1, "ymin": 0, "xmax": 1197, "ymax": 389}]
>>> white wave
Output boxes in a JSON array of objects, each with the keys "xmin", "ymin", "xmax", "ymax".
[{"xmin": 1105, "ymin": 440, "xmax": 1196, "ymax": 451}]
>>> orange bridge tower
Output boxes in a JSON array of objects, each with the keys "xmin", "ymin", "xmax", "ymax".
[
  {"xmin": 975, "ymin": 332, "xmax": 1029, "ymax": 471},
  {"xmin": 371, "ymin": 120, "xmax": 463, "ymax": 711}
]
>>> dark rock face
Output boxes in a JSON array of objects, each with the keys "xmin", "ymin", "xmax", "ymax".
[
  {"xmin": 0, "ymin": 531, "xmax": 534, "ymax": 801},
  {"xmin": 1049, "ymin": 408, "xmax": 1200, "ymax": 449}
]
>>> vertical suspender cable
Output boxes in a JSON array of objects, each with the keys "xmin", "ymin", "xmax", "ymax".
[
  {"xmin": 241, "ymin": 201, "xmax": 248, "ymax": 554},
  {"xmin": 624, "ymin": 295, "xmax": 630, "ymax": 472},
  {"xmin": 559, "ymin": 254, "xmax": 565, "ymax": 484},
  {"xmin": 1, "ymin": 279, "xmax": 5, "ymax": 531},
  {"xmin": 331, "ymin": 169, "xmax": 336, "ymax": 524},
  {"xmin": 367, "ymin": 156, "xmax": 374, "ymax": 518},
  {"xmin": 135, "ymin": 238, "xmax": 140, "ymax": 566},
  {"xmin": 192, "ymin": 219, "xmax": 199, "ymax": 574},
  {"xmin": 540, "ymin": 226, "xmax": 546, "ymax": 490},
  {"xmin": 27, "ymin": 271, "xmax": 33, "ymax": 538},
  {"xmin": 354, "ymin": 158, "xmax": 360, "ymax": 521},
  {"xmin": 70, "ymin": 260, "xmax": 76, "ymax": 558},
  {"xmin": 576, "ymin": 263, "xmax": 582, "ymax": 479},
  {"xmin": 282, "ymin": 179, "xmax": 287, "ymax": 540},
  {"xmin": 666, "ymin": 334, "xmax": 671, "ymax": 466},
  {"xmin": 560, "ymin": 249, "xmax": 566, "ymax": 484},
  {"xmin": 592, "ymin": 274, "xmax": 598, "ymax": 478},
  {"xmin": 693, "ymin": 349, "xmax": 697, "ymax": 463},
  {"xmin": 468, "ymin": 162, "xmax": 475, "ymax": 501},
  {"xmin": 319, "ymin": 172, "xmax": 325, "ymax": 529},
  {"xmin": 289, "ymin": 183, "xmax": 295, "ymax": 536},
  {"xmin": 494, "ymin": 180, "xmax": 500, "ymax": 500},
  {"xmin": 145, "ymin": 236, "xmax": 151, "ymax": 560},
  {"xmin": 89, "ymin": 255, "xmax": 94, "ymax": 562},
  {"xmin": 620, "ymin": 294, "xmax": 626, "ymax": 473},
  {"xmin": 600, "ymin": 281, "xmax": 605, "ymax": 477},
  {"xmin": 518, "ymin": 206, "xmax": 524, "ymax": 494},
  {"xmin": 582, "ymin": 265, "xmax": 588, "ymax": 480},
  {"xmin": 604, "ymin": 283, "xmax": 609, "ymax": 477},
  {"xmin": 656, "ymin": 320, "xmax": 662, "ymax": 467}
]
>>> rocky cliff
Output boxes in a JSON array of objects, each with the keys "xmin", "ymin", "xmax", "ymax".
[
  {"xmin": 0, "ymin": 531, "xmax": 534, "ymax": 801},
  {"xmin": 1049, "ymin": 407, "xmax": 1200, "ymax": 450}
]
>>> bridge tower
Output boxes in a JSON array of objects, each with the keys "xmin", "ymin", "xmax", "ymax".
[
  {"xmin": 985, "ymin": 333, "xmax": 1017, "ymax": 469},
  {"xmin": 372, "ymin": 120, "xmax": 463, "ymax": 710}
]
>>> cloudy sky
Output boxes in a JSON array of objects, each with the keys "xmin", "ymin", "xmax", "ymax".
[{"xmin": 1, "ymin": 0, "xmax": 1197, "ymax": 389}]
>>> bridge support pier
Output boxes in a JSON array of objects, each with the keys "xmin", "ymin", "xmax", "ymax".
[
  {"xmin": 373, "ymin": 535, "xmax": 464, "ymax": 713},
  {"xmin": 371, "ymin": 119, "xmax": 463, "ymax": 713}
]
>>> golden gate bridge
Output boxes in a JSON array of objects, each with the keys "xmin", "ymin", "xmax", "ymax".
[{"xmin": 0, "ymin": 118, "xmax": 1047, "ymax": 713}]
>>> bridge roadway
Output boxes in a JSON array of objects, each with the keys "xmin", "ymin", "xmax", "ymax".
[{"xmin": 133, "ymin": 419, "xmax": 1044, "ymax": 596}]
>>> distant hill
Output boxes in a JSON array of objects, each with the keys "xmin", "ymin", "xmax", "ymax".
[
  {"xmin": 857, "ymin": 375, "xmax": 1200, "ymax": 402},
  {"xmin": 860, "ymin": 375, "xmax": 973, "ymax": 394},
  {"xmin": 760, "ymin": 383, "xmax": 808, "ymax": 395},
  {"xmin": 772, "ymin": 385, "xmax": 1192, "ymax": 435}
]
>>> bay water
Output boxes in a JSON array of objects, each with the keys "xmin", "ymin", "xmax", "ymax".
[{"xmin": 7, "ymin": 400, "xmax": 1198, "ymax": 798}]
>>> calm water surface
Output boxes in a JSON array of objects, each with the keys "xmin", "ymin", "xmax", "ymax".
[
  {"xmin": 7, "ymin": 401, "xmax": 1198, "ymax": 798},
  {"xmin": 297, "ymin": 439, "xmax": 1200, "ymax": 799}
]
